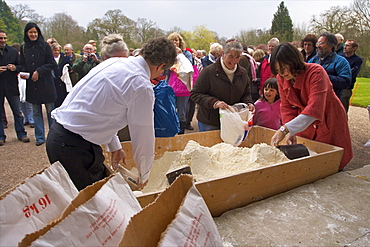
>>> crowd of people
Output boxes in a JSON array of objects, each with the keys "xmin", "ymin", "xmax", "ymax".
[{"xmin": 0, "ymin": 22, "xmax": 363, "ymax": 190}]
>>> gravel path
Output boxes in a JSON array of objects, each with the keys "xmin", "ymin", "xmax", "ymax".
[{"xmin": 1, "ymin": 103, "xmax": 369, "ymax": 194}]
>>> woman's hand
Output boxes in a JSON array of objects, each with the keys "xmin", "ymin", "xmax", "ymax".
[
  {"xmin": 214, "ymin": 101, "xmax": 228, "ymax": 110},
  {"xmin": 7, "ymin": 64, "xmax": 17, "ymax": 72},
  {"xmin": 271, "ymin": 132, "xmax": 296, "ymax": 146},
  {"xmin": 31, "ymin": 71, "xmax": 39, "ymax": 81},
  {"xmin": 247, "ymin": 103, "xmax": 255, "ymax": 113},
  {"xmin": 286, "ymin": 134, "xmax": 297, "ymax": 145},
  {"xmin": 271, "ymin": 129, "xmax": 286, "ymax": 146}
]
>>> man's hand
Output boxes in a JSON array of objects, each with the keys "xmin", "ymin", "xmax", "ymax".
[
  {"xmin": 110, "ymin": 149, "xmax": 128, "ymax": 170},
  {"xmin": 137, "ymin": 180, "xmax": 148, "ymax": 190}
]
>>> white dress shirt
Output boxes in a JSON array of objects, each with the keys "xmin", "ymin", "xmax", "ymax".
[{"xmin": 52, "ymin": 56, "xmax": 155, "ymax": 182}]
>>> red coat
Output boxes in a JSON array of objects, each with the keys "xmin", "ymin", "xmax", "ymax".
[
  {"xmin": 259, "ymin": 56, "xmax": 273, "ymax": 90},
  {"xmin": 278, "ymin": 63, "xmax": 353, "ymax": 170}
]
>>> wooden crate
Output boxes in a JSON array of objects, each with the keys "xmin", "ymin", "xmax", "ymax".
[{"xmin": 103, "ymin": 126, "xmax": 343, "ymax": 217}]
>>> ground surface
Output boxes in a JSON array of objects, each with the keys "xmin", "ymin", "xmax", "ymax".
[{"xmin": 1, "ymin": 103, "xmax": 369, "ymax": 194}]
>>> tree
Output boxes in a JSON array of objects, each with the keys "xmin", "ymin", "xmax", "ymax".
[
  {"xmin": 10, "ymin": 3, "xmax": 44, "ymax": 30},
  {"xmin": 310, "ymin": 5, "xmax": 352, "ymax": 34},
  {"xmin": 43, "ymin": 13, "xmax": 86, "ymax": 50},
  {"xmin": 236, "ymin": 28, "xmax": 271, "ymax": 47},
  {"xmin": 0, "ymin": 0, "xmax": 22, "ymax": 43},
  {"xmin": 270, "ymin": 1, "xmax": 293, "ymax": 42},
  {"xmin": 136, "ymin": 18, "xmax": 164, "ymax": 44},
  {"xmin": 292, "ymin": 22, "xmax": 309, "ymax": 42},
  {"xmin": 350, "ymin": 0, "xmax": 370, "ymax": 35},
  {"xmin": 309, "ymin": 0, "xmax": 370, "ymax": 77},
  {"xmin": 86, "ymin": 9, "xmax": 137, "ymax": 48},
  {"xmin": 185, "ymin": 25, "xmax": 218, "ymax": 51}
]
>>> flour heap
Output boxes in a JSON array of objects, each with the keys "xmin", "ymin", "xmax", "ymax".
[{"xmin": 142, "ymin": 141, "xmax": 290, "ymax": 194}]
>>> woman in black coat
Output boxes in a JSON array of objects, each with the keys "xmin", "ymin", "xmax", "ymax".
[{"xmin": 20, "ymin": 22, "xmax": 57, "ymax": 146}]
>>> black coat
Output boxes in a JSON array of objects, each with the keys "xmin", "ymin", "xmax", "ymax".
[
  {"xmin": 20, "ymin": 41, "xmax": 57, "ymax": 104},
  {"xmin": 0, "ymin": 44, "xmax": 21, "ymax": 97}
]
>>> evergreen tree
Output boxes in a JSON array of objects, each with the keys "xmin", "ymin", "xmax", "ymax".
[
  {"xmin": 270, "ymin": 1, "xmax": 293, "ymax": 42},
  {"xmin": 0, "ymin": 0, "xmax": 23, "ymax": 43}
]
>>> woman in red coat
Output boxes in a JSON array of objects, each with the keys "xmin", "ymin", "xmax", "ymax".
[{"xmin": 270, "ymin": 43, "xmax": 352, "ymax": 171}]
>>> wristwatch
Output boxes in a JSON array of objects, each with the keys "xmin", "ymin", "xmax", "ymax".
[{"xmin": 280, "ymin": 126, "xmax": 289, "ymax": 135}]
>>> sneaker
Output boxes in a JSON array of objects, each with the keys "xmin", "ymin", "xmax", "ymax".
[
  {"xmin": 36, "ymin": 141, "xmax": 45, "ymax": 146},
  {"xmin": 0, "ymin": 139, "xmax": 5, "ymax": 146},
  {"xmin": 29, "ymin": 123, "xmax": 35, "ymax": 128},
  {"xmin": 19, "ymin": 136, "xmax": 30, "ymax": 143}
]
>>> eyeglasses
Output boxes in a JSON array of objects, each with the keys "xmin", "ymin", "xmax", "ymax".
[
  {"xmin": 0, "ymin": 37, "xmax": 7, "ymax": 40},
  {"xmin": 316, "ymin": 42, "xmax": 326, "ymax": 46}
]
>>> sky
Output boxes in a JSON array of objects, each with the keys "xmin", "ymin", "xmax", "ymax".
[{"xmin": 6, "ymin": 0, "xmax": 353, "ymax": 38}]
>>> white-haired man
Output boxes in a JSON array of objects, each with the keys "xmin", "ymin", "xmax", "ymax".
[{"xmin": 72, "ymin": 43, "xmax": 100, "ymax": 83}]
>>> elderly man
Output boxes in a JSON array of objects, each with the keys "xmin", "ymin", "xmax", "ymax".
[
  {"xmin": 62, "ymin": 44, "xmax": 81, "ymax": 86},
  {"xmin": 0, "ymin": 30, "xmax": 30, "ymax": 145},
  {"xmin": 46, "ymin": 37, "xmax": 177, "ymax": 190},
  {"xmin": 72, "ymin": 43, "xmax": 100, "ymax": 83},
  {"xmin": 335, "ymin": 33, "xmax": 345, "ymax": 55},
  {"xmin": 340, "ymin": 39, "xmax": 363, "ymax": 113},
  {"xmin": 308, "ymin": 32, "xmax": 351, "ymax": 100},
  {"xmin": 201, "ymin": 42, "xmax": 223, "ymax": 68}
]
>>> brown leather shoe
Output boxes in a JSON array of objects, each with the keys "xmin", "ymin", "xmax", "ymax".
[
  {"xmin": 0, "ymin": 139, "xmax": 5, "ymax": 146},
  {"xmin": 19, "ymin": 136, "xmax": 30, "ymax": 143}
]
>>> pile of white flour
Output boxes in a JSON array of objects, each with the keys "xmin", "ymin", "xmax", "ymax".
[{"xmin": 142, "ymin": 141, "xmax": 290, "ymax": 194}]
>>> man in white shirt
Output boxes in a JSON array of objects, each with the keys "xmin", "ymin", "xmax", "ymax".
[{"xmin": 46, "ymin": 37, "xmax": 177, "ymax": 190}]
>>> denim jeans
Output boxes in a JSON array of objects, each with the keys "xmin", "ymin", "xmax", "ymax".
[
  {"xmin": 198, "ymin": 121, "xmax": 219, "ymax": 132},
  {"xmin": 176, "ymin": 96, "xmax": 189, "ymax": 122},
  {"xmin": 0, "ymin": 95, "xmax": 27, "ymax": 140},
  {"xmin": 21, "ymin": 101, "xmax": 34, "ymax": 123},
  {"xmin": 32, "ymin": 103, "xmax": 55, "ymax": 143}
]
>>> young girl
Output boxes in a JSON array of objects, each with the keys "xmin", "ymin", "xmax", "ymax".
[{"xmin": 252, "ymin": 78, "xmax": 281, "ymax": 130}]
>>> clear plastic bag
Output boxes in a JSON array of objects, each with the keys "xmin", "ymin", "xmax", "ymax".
[{"xmin": 220, "ymin": 103, "xmax": 253, "ymax": 147}]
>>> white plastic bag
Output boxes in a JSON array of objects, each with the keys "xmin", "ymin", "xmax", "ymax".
[
  {"xmin": 220, "ymin": 103, "xmax": 253, "ymax": 147},
  {"xmin": 173, "ymin": 53, "xmax": 194, "ymax": 91},
  {"xmin": 61, "ymin": 64, "xmax": 73, "ymax": 92},
  {"xmin": 18, "ymin": 75, "xmax": 26, "ymax": 102}
]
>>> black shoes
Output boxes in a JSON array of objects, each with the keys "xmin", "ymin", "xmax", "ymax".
[{"xmin": 36, "ymin": 141, "xmax": 45, "ymax": 146}]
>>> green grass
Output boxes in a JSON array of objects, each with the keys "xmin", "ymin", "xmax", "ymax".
[{"xmin": 351, "ymin": 77, "xmax": 370, "ymax": 108}]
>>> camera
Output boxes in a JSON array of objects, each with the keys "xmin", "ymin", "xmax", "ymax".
[{"xmin": 87, "ymin": 53, "xmax": 92, "ymax": 58}]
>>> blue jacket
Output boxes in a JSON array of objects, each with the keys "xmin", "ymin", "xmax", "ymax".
[{"xmin": 308, "ymin": 52, "xmax": 351, "ymax": 99}]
